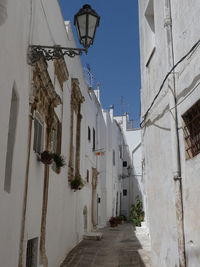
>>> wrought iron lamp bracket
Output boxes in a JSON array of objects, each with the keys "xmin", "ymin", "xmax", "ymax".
[{"xmin": 28, "ymin": 45, "xmax": 87, "ymax": 65}]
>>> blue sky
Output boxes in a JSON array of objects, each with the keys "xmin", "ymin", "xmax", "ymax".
[{"xmin": 60, "ymin": 0, "xmax": 141, "ymax": 127}]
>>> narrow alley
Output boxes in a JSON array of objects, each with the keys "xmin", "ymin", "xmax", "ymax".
[{"xmin": 60, "ymin": 223, "xmax": 151, "ymax": 267}]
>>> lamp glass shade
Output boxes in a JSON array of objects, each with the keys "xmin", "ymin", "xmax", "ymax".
[{"xmin": 74, "ymin": 4, "xmax": 100, "ymax": 49}]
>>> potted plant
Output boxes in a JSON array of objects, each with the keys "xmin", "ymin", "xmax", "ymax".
[
  {"xmin": 130, "ymin": 196, "xmax": 145, "ymax": 227},
  {"xmin": 70, "ymin": 175, "xmax": 84, "ymax": 191},
  {"xmin": 40, "ymin": 151, "xmax": 53, "ymax": 165},
  {"xmin": 52, "ymin": 153, "xmax": 66, "ymax": 170},
  {"xmin": 109, "ymin": 217, "xmax": 118, "ymax": 227}
]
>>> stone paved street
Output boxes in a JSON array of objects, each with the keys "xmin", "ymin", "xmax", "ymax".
[{"xmin": 60, "ymin": 223, "xmax": 151, "ymax": 267}]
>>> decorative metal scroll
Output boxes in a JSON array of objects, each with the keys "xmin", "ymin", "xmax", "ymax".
[{"xmin": 28, "ymin": 45, "xmax": 87, "ymax": 65}]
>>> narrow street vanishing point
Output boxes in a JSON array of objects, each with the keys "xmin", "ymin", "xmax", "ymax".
[{"xmin": 60, "ymin": 223, "xmax": 151, "ymax": 267}]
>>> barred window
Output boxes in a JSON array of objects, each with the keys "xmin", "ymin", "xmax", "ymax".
[{"xmin": 182, "ymin": 100, "xmax": 200, "ymax": 159}]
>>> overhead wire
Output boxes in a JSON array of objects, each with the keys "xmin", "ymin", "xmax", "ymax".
[
  {"xmin": 170, "ymin": 80, "xmax": 200, "ymax": 111},
  {"xmin": 140, "ymin": 38, "xmax": 200, "ymax": 127}
]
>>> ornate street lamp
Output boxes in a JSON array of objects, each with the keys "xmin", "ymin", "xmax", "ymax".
[
  {"xmin": 28, "ymin": 4, "xmax": 100, "ymax": 65},
  {"xmin": 74, "ymin": 4, "xmax": 100, "ymax": 50}
]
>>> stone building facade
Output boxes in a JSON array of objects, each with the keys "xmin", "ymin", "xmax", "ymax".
[
  {"xmin": 0, "ymin": 1, "xmax": 133, "ymax": 266},
  {"xmin": 139, "ymin": 0, "xmax": 200, "ymax": 266}
]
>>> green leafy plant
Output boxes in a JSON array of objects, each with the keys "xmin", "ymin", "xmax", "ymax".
[
  {"xmin": 130, "ymin": 196, "xmax": 144, "ymax": 227},
  {"xmin": 52, "ymin": 153, "xmax": 66, "ymax": 169},
  {"xmin": 70, "ymin": 175, "xmax": 85, "ymax": 191}
]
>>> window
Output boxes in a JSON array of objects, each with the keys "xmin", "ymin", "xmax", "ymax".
[
  {"xmin": 183, "ymin": 100, "xmax": 200, "ymax": 159},
  {"xmin": 4, "ymin": 87, "xmax": 19, "ymax": 193},
  {"xmin": 123, "ymin": 189, "xmax": 127, "ymax": 196},
  {"xmin": 88, "ymin": 126, "xmax": 91, "ymax": 141},
  {"xmin": 26, "ymin": 238, "xmax": 38, "ymax": 267},
  {"xmin": 33, "ymin": 116, "xmax": 43, "ymax": 154},
  {"xmin": 86, "ymin": 169, "xmax": 89, "ymax": 183},
  {"xmin": 123, "ymin": 161, "xmax": 127, "ymax": 167},
  {"xmin": 113, "ymin": 150, "xmax": 115, "ymax": 166},
  {"xmin": 93, "ymin": 128, "xmax": 95, "ymax": 151}
]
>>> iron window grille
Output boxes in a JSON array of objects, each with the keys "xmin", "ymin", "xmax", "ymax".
[{"xmin": 182, "ymin": 99, "xmax": 200, "ymax": 159}]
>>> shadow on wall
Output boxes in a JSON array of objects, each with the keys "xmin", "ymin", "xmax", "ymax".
[{"xmin": 0, "ymin": 0, "xmax": 8, "ymax": 26}]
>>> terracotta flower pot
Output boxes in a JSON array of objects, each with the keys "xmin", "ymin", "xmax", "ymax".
[{"xmin": 40, "ymin": 151, "xmax": 53, "ymax": 165}]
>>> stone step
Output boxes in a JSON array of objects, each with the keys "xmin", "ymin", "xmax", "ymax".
[{"xmin": 83, "ymin": 232, "xmax": 103, "ymax": 240}]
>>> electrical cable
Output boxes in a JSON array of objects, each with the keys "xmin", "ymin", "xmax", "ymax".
[
  {"xmin": 170, "ymin": 80, "xmax": 200, "ymax": 111},
  {"xmin": 140, "ymin": 38, "xmax": 200, "ymax": 127}
]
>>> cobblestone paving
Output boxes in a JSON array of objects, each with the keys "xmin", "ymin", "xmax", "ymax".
[{"xmin": 60, "ymin": 223, "xmax": 151, "ymax": 267}]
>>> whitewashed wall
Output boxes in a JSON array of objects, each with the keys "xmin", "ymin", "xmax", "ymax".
[
  {"xmin": 139, "ymin": 0, "xmax": 200, "ymax": 266},
  {"xmin": 115, "ymin": 115, "xmax": 144, "ymax": 219},
  {"xmin": 0, "ymin": 1, "xmax": 133, "ymax": 266},
  {"xmin": 0, "ymin": 0, "xmax": 30, "ymax": 266}
]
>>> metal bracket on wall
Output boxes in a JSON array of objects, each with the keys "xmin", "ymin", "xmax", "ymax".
[{"xmin": 28, "ymin": 45, "xmax": 87, "ymax": 65}]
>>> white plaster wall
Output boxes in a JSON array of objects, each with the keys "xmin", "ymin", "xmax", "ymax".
[
  {"xmin": 0, "ymin": 1, "xmax": 134, "ymax": 266},
  {"xmin": 115, "ymin": 115, "xmax": 144, "ymax": 219},
  {"xmin": 0, "ymin": 0, "xmax": 31, "ymax": 266},
  {"xmin": 101, "ymin": 110, "xmax": 124, "ymax": 222},
  {"xmin": 139, "ymin": 0, "xmax": 200, "ymax": 266},
  {"xmin": 171, "ymin": 2, "xmax": 200, "ymax": 265}
]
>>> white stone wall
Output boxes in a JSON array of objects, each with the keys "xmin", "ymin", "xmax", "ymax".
[
  {"xmin": 0, "ymin": 1, "xmax": 135, "ymax": 266},
  {"xmin": 139, "ymin": 0, "xmax": 200, "ymax": 266},
  {"xmin": 0, "ymin": 1, "xmax": 129, "ymax": 267},
  {"xmin": 0, "ymin": 0, "xmax": 30, "ymax": 266},
  {"xmin": 102, "ymin": 109, "xmax": 124, "ymax": 221},
  {"xmin": 115, "ymin": 115, "xmax": 144, "ymax": 219}
]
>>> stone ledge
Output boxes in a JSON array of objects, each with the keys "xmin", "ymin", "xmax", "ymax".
[{"xmin": 83, "ymin": 232, "xmax": 103, "ymax": 240}]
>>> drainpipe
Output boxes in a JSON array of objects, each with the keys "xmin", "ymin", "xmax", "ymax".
[
  {"xmin": 18, "ymin": 100, "xmax": 36, "ymax": 267},
  {"xmin": 40, "ymin": 103, "xmax": 54, "ymax": 267},
  {"xmin": 164, "ymin": 0, "xmax": 186, "ymax": 266}
]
